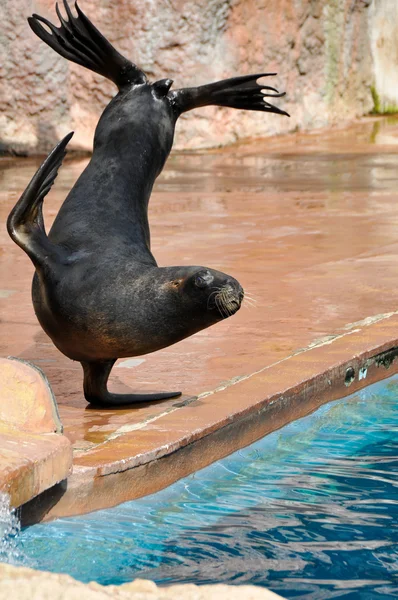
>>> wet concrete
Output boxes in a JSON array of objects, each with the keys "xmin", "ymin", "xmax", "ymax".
[{"xmin": 1, "ymin": 116, "xmax": 398, "ymax": 519}]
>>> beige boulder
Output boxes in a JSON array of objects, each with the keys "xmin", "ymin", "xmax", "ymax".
[
  {"xmin": 0, "ymin": 563, "xmax": 284, "ymax": 599},
  {"xmin": 0, "ymin": 358, "xmax": 72, "ymax": 508}
]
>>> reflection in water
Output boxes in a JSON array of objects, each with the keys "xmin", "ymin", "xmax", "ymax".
[{"xmin": 19, "ymin": 375, "xmax": 398, "ymax": 599}]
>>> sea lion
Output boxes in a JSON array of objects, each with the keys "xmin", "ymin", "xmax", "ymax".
[{"xmin": 7, "ymin": 1, "xmax": 289, "ymax": 407}]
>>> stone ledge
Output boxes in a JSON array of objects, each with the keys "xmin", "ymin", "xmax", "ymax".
[
  {"xmin": 0, "ymin": 357, "xmax": 62, "ymax": 434},
  {"xmin": 0, "ymin": 431, "xmax": 71, "ymax": 509}
]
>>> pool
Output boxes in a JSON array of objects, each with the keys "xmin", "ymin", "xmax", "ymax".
[{"xmin": 17, "ymin": 375, "xmax": 398, "ymax": 599}]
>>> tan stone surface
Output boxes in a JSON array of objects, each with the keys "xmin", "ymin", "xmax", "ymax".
[
  {"xmin": 0, "ymin": 0, "xmax": 378, "ymax": 153},
  {"xmin": 0, "ymin": 357, "xmax": 61, "ymax": 434},
  {"xmin": 0, "ymin": 358, "xmax": 72, "ymax": 508},
  {"xmin": 0, "ymin": 563, "xmax": 284, "ymax": 599},
  {"xmin": 0, "ymin": 429, "xmax": 71, "ymax": 509}
]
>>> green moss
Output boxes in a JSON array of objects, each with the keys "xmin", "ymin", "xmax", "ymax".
[
  {"xmin": 370, "ymin": 86, "xmax": 381, "ymax": 113},
  {"xmin": 370, "ymin": 86, "xmax": 398, "ymax": 114},
  {"xmin": 381, "ymin": 105, "xmax": 398, "ymax": 115}
]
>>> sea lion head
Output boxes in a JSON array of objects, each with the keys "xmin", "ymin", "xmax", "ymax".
[
  {"xmin": 98, "ymin": 265, "xmax": 245, "ymax": 357},
  {"xmin": 162, "ymin": 265, "xmax": 244, "ymax": 324}
]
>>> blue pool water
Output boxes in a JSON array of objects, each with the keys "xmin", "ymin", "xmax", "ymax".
[{"xmin": 18, "ymin": 375, "xmax": 398, "ymax": 599}]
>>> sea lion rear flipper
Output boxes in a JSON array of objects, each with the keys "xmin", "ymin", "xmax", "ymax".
[
  {"xmin": 82, "ymin": 360, "xmax": 181, "ymax": 407},
  {"xmin": 170, "ymin": 73, "xmax": 289, "ymax": 117},
  {"xmin": 28, "ymin": 1, "xmax": 147, "ymax": 90},
  {"xmin": 7, "ymin": 132, "xmax": 73, "ymax": 269}
]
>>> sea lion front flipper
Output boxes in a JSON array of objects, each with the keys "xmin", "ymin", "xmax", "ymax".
[
  {"xmin": 7, "ymin": 132, "xmax": 73, "ymax": 269},
  {"xmin": 170, "ymin": 73, "xmax": 289, "ymax": 117},
  {"xmin": 28, "ymin": 1, "xmax": 147, "ymax": 90},
  {"xmin": 82, "ymin": 360, "xmax": 182, "ymax": 407}
]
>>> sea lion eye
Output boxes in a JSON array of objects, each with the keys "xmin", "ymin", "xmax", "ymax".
[{"xmin": 194, "ymin": 271, "xmax": 214, "ymax": 288}]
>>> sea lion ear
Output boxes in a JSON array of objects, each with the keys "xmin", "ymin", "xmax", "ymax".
[{"xmin": 152, "ymin": 79, "xmax": 174, "ymax": 97}]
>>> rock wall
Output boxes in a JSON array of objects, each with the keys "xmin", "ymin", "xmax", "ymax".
[{"xmin": 0, "ymin": 0, "xmax": 395, "ymax": 153}]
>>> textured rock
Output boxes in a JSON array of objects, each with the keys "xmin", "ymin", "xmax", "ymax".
[
  {"xmin": 0, "ymin": 358, "xmax": 72, "ymax": 508},
  {"xmin": 0, "ymin": 357, "xmax": 62, "ymax": 434},
  {"xmin": 369, "ymin": 0, "xmax": 398, "ymax": 112},
  {"xmin": 0, "ymin": 429, "xmax": 71, "ymax": 509},
  {"xmin": 0, "ymin": 0, "xmax": 385, "ymax": 153},
  {"xmin": 0, "ymin": 563, "xmax": 284, "ymax": 599}
]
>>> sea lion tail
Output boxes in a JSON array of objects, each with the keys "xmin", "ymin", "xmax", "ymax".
[
  {"xmin": 28, "ymin": 1, "xmax": 147, "ymax": 90},
  {"xmin": 170, "ymin": 73, "xmax": 289, "ymax": 117},
  {"xmin": 7, "ymin": 132, "xmax": 74, "ymax": 269}
]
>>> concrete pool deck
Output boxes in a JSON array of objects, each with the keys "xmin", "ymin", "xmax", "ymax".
[{"xmin": 1, "ymin": 116, "xmax": 398, "ymax": 520}]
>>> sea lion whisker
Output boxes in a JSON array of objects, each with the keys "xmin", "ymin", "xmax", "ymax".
[
  {"xmin": 220, "ymin": 292, "xmax": 229, "ymax": 306},
  {"xmin": 225, "ymin": 298, "xmax": 236, "ymax": 309},
  {"xmin": 244, "ymin": 303, "xmax": 256, "ymax": 310},
  {"xmin": 225, "ymin": 303, "xmax": 234, "ymax": 317},
  {"xmin": 243, "ymin": 293, "xmax": 257, "ymax": 303},
  {"xmin": 207, "ymin": 287, "xmax": 223, "ymax": 303},
  {"xmin": 207, "ymin": 290, "xmax": 219, "ymax": 309},
  {"xmin": 221, "ymin": 288, "xmax": 233, "ymax": 303},
  {"xmin": 214, "ymin": 297, "xmax": 223, "ymax": 318},
  {"xmin": 244, "ymin": 297, "xmax": 257, "ymax": 308},
  {"xmin": 222, "ymin": 300, "xmax": 234, "ymax": 317},
  {"xmin": 221, "ymin": 300, "xmax": 232, "ymax": 316},
  {"xmin": 215, "ymin": 296, "xmax": 228, "ymax": 319},
  {"xmin": 244, "ymin": 298, "xmax": 257, "ymax": 308},
  {"xmin": 244, "ymin": 302, "xmax": 255, "ymax": 311},
  {"xmin": 214, "ymin": 288, "xmax": 229, "ymax": 302},
  {"xmin": 219, "ymin": 298, "xmax": 230, "ymax": 319}
]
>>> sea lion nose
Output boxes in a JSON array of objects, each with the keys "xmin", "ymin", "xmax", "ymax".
[
  {"xmin": 224, "ymin": 283, "xmax": 242, "ymax": 305},
  {"xmin": 226, "ymin": 279, "xmax": 243, "ymax": 298}
]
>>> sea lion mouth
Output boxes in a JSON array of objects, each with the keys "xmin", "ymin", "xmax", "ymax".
[{"xmin": 211, "ymin": 285, "xmax": 244, "ymax": 319}]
